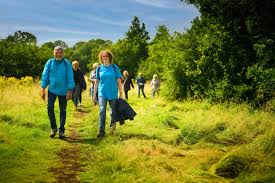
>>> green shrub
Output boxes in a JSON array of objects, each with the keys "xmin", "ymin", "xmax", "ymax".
[{"xmin": 215, "ymin": 155, "xmax": 246, "ymax": 178}]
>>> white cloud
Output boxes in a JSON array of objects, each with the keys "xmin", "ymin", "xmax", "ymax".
[
  {"xmin": 146, "ymin": 15, "xmax": 166, "ymax": 22},
  {"xmin": 15, "ymin": 25, "xmax": 101, "ymax": 36},
  {"xmin": 85, "ymin": 14, "xmax": 129, "ymax": 27},
  {"xmin": 132, "ymin": 0, "xmax": 175, "ymax": 9}
]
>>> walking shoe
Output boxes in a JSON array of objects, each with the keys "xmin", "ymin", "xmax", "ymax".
[
  {"xmin": 97, "ymin": 132, "xmax": 105, "ymax": 138},
  {"xmin": 50, "ymin": 129, "xmax": 57, "ymax": 138},
  {"xmin": 110, "ymin": 124, "xmax": 116, "ymax": 135},
  {"xmin": 59, "ymin": 132, "xmax": 65, "ymax": 139}
]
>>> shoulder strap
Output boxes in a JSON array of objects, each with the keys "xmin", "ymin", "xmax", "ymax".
[
  {"xmin": 97, "ymin": 66, "xmax": 101, "ymax": 80},
  {"xmin": 63, "ymin": 59, "xmax": 68, "ymax": 83},
  {"xmin": 97, "ymin": 64, "xmax": 116, "ymax": 80},
  {"xmin": 112, "ymin": 64, "xmax": 116, "ymax": 73}
]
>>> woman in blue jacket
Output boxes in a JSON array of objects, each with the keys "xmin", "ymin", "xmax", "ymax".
[
  {"xmin": 93, "ymin": 50, "xmax": 123, "ymax": 138},
  {"xmin": 41, "ymin": 46, "xmax": 75, "ymax": 139}
]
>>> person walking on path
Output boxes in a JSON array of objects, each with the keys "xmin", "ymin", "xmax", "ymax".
[
  {"xmin": 122, "ymin": 70, "xmax": 134, "ymax": 100},
  {"xmin": 93, "ymin": 50, "xmax": 123, "ymax": 138},
  {"xmin": 136, "ymin": 72, "xmax": 146, "ymax": 98},
  {"xmin": 151, "ymin": 74, "xmax": 160, "ymax": 98},
  {"xmin": 41, "ymin": 46, "xmax": 75, "ymax": 139},
  {"xmin": 89, "ymin": 62, "xmax": 99, "ymax": 103},
  {"xmin": 72, "ymin": 60, "xmax": 86, "ymax": 111}
]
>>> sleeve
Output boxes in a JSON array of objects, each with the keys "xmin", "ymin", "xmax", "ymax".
[
  {"xmin": 66, "ymin": 61, "xmax": 75, "ymax": 90},
  {"xmin": 114, "ymin": 64, "xmax": 122, "ymax": 79},
  {"xmin": 95, "ymin": 67, "xmax": 100, "ymax": 80},
  {"xmin": 41, "ymin": 60, "xmax": 51, "ymax": 89},
  {"xmin": 81, "ymin": 72, "xmax": 87, "ymax": 90},
  {"xmin": 89, "ymin": 71, "xmax": 93, "ymax": 80},
  {"xmin": 130, "ymin": 79, "xmax": 134, "ymax": 88}
]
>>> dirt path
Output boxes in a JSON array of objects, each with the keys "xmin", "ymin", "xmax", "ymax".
[{"xmin": 49, "ymin": 111, "xmax": 86, "ymax": 183}]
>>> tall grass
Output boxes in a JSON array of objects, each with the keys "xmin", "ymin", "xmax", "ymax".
[
  {"xmin": 0, "ymin": 76, "xmax": 274, "ymax": 182},
  {"xmin": 0, "ymin": 76, "xmax": 74, "ymax": 182}
]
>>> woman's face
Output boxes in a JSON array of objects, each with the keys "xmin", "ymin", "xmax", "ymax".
[
  {"xmin": 72, "ymin": 64, "xmax": 78, "ymax": 71},
  {"xmin": 101, "ymin": 52, "xmax": 110, "ymax": 64}
]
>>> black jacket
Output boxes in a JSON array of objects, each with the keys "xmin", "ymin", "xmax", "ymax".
[
  {"xmin": 113, "ymin": 98, "xmax": 137, "ymax": 125},
  {"xmin": 73, "ymin": 69, "xmax": 86, "ymax": 90},
  {"xmin": 136, "ymin": 76, "xmax": 146, "ymax": 88},
  {"xmin": 123, "ymin": 76, "xmax": 134, "ymax": 91}
]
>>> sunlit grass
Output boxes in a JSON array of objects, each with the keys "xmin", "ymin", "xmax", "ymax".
[{"xmin": 0, "ymin": 77, "xmax": 274, "ymax": 182}]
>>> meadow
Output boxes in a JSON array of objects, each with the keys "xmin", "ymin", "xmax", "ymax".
[{"xmin": 0, "ymin": 76, "xmax": 274, "ymax": 183}]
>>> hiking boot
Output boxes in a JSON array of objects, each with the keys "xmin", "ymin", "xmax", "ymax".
[
  {"xmin": 110, "ymin": 124, "xmax": 116, "ymax": 135},
  {"xmin": 97, "ymin": 132, "xmax": 105, "ymax": 138},
  {"xmin": 50, "ymin": 129, "xmax": 57, "ymax": 138},
  {"xmin": 59, "ymin": 132, "xmax": 65, "ymax": 139}
]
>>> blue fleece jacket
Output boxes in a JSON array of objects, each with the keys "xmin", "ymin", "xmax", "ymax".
[{"xmin": 41, "ymin": 58, "xmax": 75, "ymax": 96}]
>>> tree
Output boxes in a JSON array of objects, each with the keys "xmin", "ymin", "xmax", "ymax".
[
  {"xmin": 126, "ymin": 16, "xmax": 149, "ymax": 42},
  {"xmin": 139, "ymin": 25, "xmax": 172, "ymax": 79},
  {"xmin": 113, "ymin": 16, "xmax": 150, "ymax": 76},
  {"xmin": 6, "ymin": 30, "xmax": 37, "ymax": 44}
]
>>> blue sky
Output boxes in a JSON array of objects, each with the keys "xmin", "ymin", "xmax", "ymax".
[{"xmin": 0, "ymin": 0, "xmax": 200, "ymax": 46}]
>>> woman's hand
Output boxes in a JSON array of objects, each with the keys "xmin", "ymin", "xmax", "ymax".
[
  {"xmin": 119, "ymin": 92, "xmax": 123, "ymax": 99},
  {"xmin": 93, "ymin": 95, "xmax": 97, "ymax": 105}
]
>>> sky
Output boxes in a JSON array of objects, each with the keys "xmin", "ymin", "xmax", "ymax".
[{"xmin": 0, "ymin": 0, "xmax": 200, "ymax": 46}]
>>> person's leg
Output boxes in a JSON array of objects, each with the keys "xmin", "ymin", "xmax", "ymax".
[
  {"xmin": 79, "ymin": 90, "xmax": 82, "ymax": 105},
  {"xmin": 72, "ymin": 87, "xmax": 77, "ymax": 107},
  {"xmin": 109, "ymin": 99, "xmax": 116, "ymax": 134},
  {"xmin": 91, "ymin": 86, "xmax": 94, "ymax": 98},
  {"xmin": 47, "ymin": 91, "xmax": 57, "ymax": 132},
  {"xmin": 125, "ymin": 90, "xmax": 128, "ymax": 100},
  {"xmin": 142, "ymin": 87, "xmax": 146, "ymax": 98},
  {"xmin": 98, "ymin": 96, "xmax": 107, "ymax": 136},
  {"xmin": 138, "ymin": 87, "xmax": 141, "ymax": 98},
  {"xmin": 73, "ymin": 84, "xmax": 81, "ymax": 109},
  {"xmin": 58, "ymin": 95, "xmax": 67, "ymax": 136},
  {"xmin": 152, "ymin": 90, "xmax": 155, "ymax": 98}
]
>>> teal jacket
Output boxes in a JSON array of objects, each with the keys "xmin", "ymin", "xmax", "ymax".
[{"xmin": 41, "ymin": 58, "xmax": 75, "ymax": 96}]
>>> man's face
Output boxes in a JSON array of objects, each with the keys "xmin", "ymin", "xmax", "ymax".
[{"xmin": 54, "ymin": 49, "xmax": 63, "ymax": 60}]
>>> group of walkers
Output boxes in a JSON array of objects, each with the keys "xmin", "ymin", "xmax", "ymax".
[{"xmin": 41, "ymin": 46, "xmax": 160, "ymax": 139}]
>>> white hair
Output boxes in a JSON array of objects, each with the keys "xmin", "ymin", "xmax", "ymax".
[{"xmin": 54, "ymin": 46, "xmax": 63, "ymax": 51}]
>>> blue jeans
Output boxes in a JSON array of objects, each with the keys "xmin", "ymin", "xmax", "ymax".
[
  {"xmin": 47, "ymin": 91, "xmax": 67, "ymax": 133},
  {"xmin": 72, "ymin": 83, "xmax": 81, "ymax": 107},
  {"xmin": 138, "ymin": 86, "xmax": 146, "ymax": 98},
  {"xmin": 98, "ymin": 96, "xmax": 116, "ymax": 134}
]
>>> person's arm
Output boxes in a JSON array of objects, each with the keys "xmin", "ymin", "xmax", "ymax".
[
  {"xmin": 117, "ymin": 78, "xmax": 123, "ymax": 99},
  {"xmin": 93, "ymin": 79, "xmax": 98, "ymax": 104},
  {"xmin": 130, "ymin": 79, "xmax": 134, "ymax": 89},
  {"xmin": 41, "ymin": 60, "xmax": 51, "ymax": 100},
  {"xmin": 66, "ymin": 61, "xmax": 75, "ymax": 100},
  {"xmin": 93, "ymin": 67, "xmax": 99, "ymax": 104},
  {"xmin": 114, "ymin": 64, "xmax": 123, "ymax": 98}
]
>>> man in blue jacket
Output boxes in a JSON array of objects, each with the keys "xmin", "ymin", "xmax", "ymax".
[{"xmin": 41, "ymin": 46, "xmax": 75, "ymax": 139}]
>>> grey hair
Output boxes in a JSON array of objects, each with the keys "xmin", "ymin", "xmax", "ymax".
[{"xmin": 54, "ymin": 46, "xmax": 63, "ymax": 51}]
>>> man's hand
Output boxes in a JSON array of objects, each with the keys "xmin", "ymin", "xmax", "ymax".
[
  {"xmin": 41, "ymin": 89, "xmax": 46, "ymax": 101},
  {"xmin": 66, "ymin": 90, "xmax": 72, "ymax": 100}
]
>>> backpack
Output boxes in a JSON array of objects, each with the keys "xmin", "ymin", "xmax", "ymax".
[{"xmin": 96, "ymin": 64, "xmax": 116, "ymax": 80}]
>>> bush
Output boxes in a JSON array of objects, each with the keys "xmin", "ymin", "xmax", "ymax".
[{"xmin": 215, "ymin": 155, "xmax": 246, "ymax": 178}]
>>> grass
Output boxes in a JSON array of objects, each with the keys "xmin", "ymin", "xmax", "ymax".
[{"xmin": 0, "ymin": 76, "xmax": 274, "ymax": 182}]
